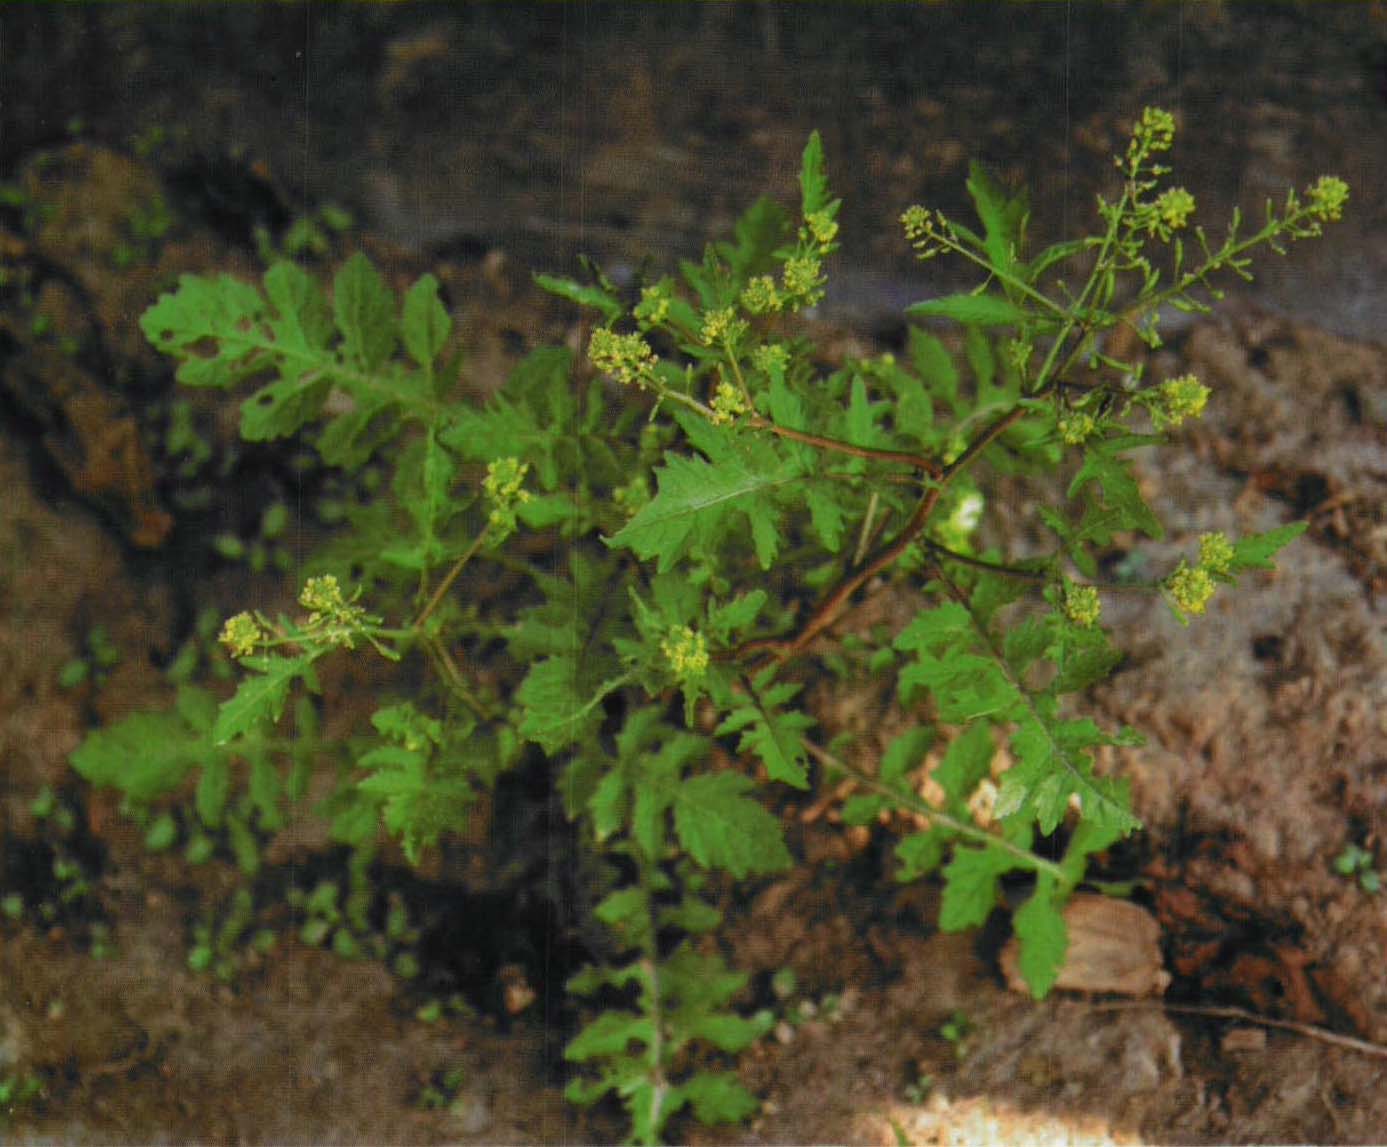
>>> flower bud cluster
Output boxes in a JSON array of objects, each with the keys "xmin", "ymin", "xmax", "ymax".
[
  {"xmin": 635, "ymin": 281, "xmax": 672, "ymax": 326},
  {"xmin": 1121, "ymin": 106, "xmax": 1176, "ymax": 179},
  {"xmin": 900, "ymin": 205, "xmax": 955, "ymax": 262},
  {"xmin": 661, "ymin": 625, "xmax": 709, "ymax": 683},
  {"xmin": 588, "ymin": 327, "xmax": 659, "ymax": 389},
  {"xmin": 300, "ymin": 574, "xmax": 369, "ymax": 649},
  {"xmin": 1165, "ymin": 531, "xmax": 1234, "ymax": 619},
  {"xmin": 739, "ymin": 274, "xmax": 783, "ymax": 315},
  {"xmin": 709, "ymin": 376, "xmax": 750, "ymax": 426},
  {"xmin": 700, "ymin": 306, "xmax": 748, "ymax": 348},
  {"xmin": 1307, "ymin": 175, "xmax": 1349, "ymax": 223},
  {"xmin": 1145, "ymin": 372, "xmax": 1210, "ymax": 431},
  {"xmin": 1062, "ymin": 582, "xmax": 1102, "ymax": 629},
  {"xmin": 1058, "ymin": 411, "xmax": 1098, "ymax": 446},
  {"xmin": 219, "ymin": 611, "xmax": 264, "ymax": 659},
  {"xmin": 484, "ymin": 457, "xmax": 532, "ymax": 535}
]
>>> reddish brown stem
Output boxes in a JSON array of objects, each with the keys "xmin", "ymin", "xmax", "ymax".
[
  {"xmin": 735, "ymin": 403, "xmax": 1029, "ymax": 669},
  {"xmin": 748, "ymin": 417, "xmax": 942, "ymax": 477}
]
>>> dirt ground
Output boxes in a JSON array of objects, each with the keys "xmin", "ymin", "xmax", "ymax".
[{"xmin": 3, "ymin": 5, "xmax": 1387, "ymax": 1144}]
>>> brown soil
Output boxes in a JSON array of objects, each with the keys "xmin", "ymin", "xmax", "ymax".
[{"xmin": 3, "ymin": 6, "xmax": 1387, "ymax": 1144}]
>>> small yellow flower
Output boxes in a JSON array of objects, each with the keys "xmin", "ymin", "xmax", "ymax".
[
  {"xmin": 751, "ymin": 342, "xmax": 789, "ymax": 382},
  {"xmin": 588, "ymin": 327, "xmax": 659, "ymax": 389},
  {"xmin": 1152, "ymin": 373, "xmax": 1210, "ymax": 430},
  {"xmin": 300, "ymin": 574, "xmax": 347, "ymax": 617},
  {"xmin": 483, "ymin": 457, "xmax": 530, "ymax": 503},
  {"xmin": 805, "ymin": 209, "xmax": 839, "ymax": 249},
  {"xmin": 1168, "ymin": 563, "xmax": 1216, "ymax": 617},
  {"xmin": 635, "ymin": 282, "xmax": 671, "ymax": 326},
  {"xmin": 1153, "ymin": 187, "xmax": 1195, "ymax": 233},
  {"xmin": 900, "ymin": 206, "xmax": 952, "ymax": 259},
  {"xmin": 1198, "ymin": 532, "xmax": 1235, "ymax": 578},
  {"xmin": 1133, "ymin": 107, "xmax": 1176, "ymax": 154},
  {"xmin": 740, "ymin": 275, "xmax": 783, "ymax": 315},
  {"xmin": 484, "ymin": 457, "xmax": 532, "ymax": 535},
  {"xmin": 900, "ymin": 205, "xmax": 933, "ymax": 243},
  {"xmin": 1063, "ymin": 584, "xmax": 1102, "ymax": 629},
  {"xmin": 1307, "ymin": 175, "xmax": 1349, "ymax": 223},
  {"xmin": 782, "ymin": 254, "xmax": 824, "ymax": 304},
  {"xmin": 1058, "ymin": 412, "xmax": 1097, "ymax": 446},
  {"xmin": 300, "ymin": 574, "xmax": 367, "ymax": 646},
  {"xmin": 709, "ymin": 377, "xmax": 749, "ymax": 426},
  {"xmin": 661, "ymin": 625, "xmax": 709, "ymax": 682},
  {"xmin": 700, "ymin": 306, "xmax": 746, "ymax": 348},
  {"xmin": 219, "ymin": 612, "xmax": 263, "ymax": 658}
]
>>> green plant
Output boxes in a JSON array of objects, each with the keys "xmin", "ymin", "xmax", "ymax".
[
  {"xmin": 1333, "ymin": 842, "xmax": 1380, "ymax": 893},
  {"xmin": 939, "ymin": 1010, "xmax": 972, "ymax": 1060},
  {"xmin": 57, "ymin": 624, "xmax": 121, "ymax": 690},
  {"xmin": 212, "ymin": 499, "xmax": 294, "ymax": 574},
  {"xmin": 902, "ymin": 1070, "xmax": 934, "ymax": 1105},
  {"xmin": 68, "ymin": 109, "xmax": 1344, "ymax": 1143},
  {"xmin": 0, "ymin": 1073, "xmax": 44, "ymax": 1123}
]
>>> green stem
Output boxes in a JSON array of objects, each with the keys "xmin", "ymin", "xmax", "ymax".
[
  {"xmin": 801, "ymin": 739, "xmax": 1065, "ymax": 881},
  {"xmin": 933, "ymin": 564, "xmax": 1137, "ymax": 830},
  {"xmin": 413, "ymin": 530, "xmax": 490, "ymax": 629}
]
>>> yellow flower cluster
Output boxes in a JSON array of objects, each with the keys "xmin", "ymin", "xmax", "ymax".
[
  {"xmin": 1198, "ymin": 531, "xmax": 1235, "ymax": 577},
  {"xmin": 300, "ymin": 573, "xmax": 349, "ymax": 618},
  {"xmin": 484, "ymin": 457, "xmax": 533, "ymax": 534},
  {"xmin": 1122, "ymin": 106, "xmax": 1176, "ymax": 175},
  {"xmin": 588, "ymin": 327, "xmax": 659, "ymax": 389},
  {"xmin": 300, "ymin": 574, "xmax": 368, "ymax": 648},
  {"xmin": 635, "ymin": 282, "xmax": 671, "ymax": 325},
  {"xmin": 805, "ymin": 209, "xmax": 838, "ymax": 248},
  {"xmin": 700, "ymin": 306, "xmax": 747, "ymax": 348},
  {"xmin": 900, "ymin": 205, "xmax": 952, "ymax": 260},
  {"xmin": 781, "ymin": 254, "xmax": 825, "ymax": 305},
  {"xmin": 1307, "ymin": 175, "xmax": 1349, "ymax": 223},
  {"xmin": 709, "ymin": 377, "xmax": 749, "ymax": 426},
  {"xmin": 1153, "ymin": 186, "xmax": 1196, "ymax": 233},
  {"xmin": 1150, "ymin": 373, "xmax": 1210, "ymax": 430},
  {"xmin": 219, "ymin": 611, "xmax": 264, "ymax": 659},
  {"xmin": 740, "ymin": 275, "xmax": 783, "ymax": 315},
  {"xmin": 661, "ymin": 625, "xmax": 709, "ymax": 682},
  {"xmin": 1058, "ymin": 411, "xmax": 1098, "ymax": 446},
  {"xmin": 1167, "ymin": 564, "xmax": 1216, "ymax": 618},
  {"xmin": 1063, "ymin": 583, "xmax": 1102, "ymax": 629},
  {"xmin": 751, "ymin": 343, "xmax": 789, "ymax": 382},
  {"xmin": 1166, "ymin": 531, "xmax": 1234, "ymax": 620}
]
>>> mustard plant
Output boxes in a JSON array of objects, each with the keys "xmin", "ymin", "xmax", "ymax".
[{"xmin": 67, "ymin": 109, "xmax": 1344, "ymax": 1143}]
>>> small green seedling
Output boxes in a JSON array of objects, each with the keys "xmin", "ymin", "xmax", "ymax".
[
  {"xmin": 57, "ymin": 624, "xmax": 121, "ymax": 690},
  {"xmin": 0, "ymin": 1074, "xmax": 44, "ymax": 1123},
  {"xmin": 903, "ymin": 1071, "xmax": 935, "ymax": 1104},
  {"xmin": 1333, "ymin": 843, "xmax": 1380, "ymax": 893},
  {"xmin": 939, "ymin": 1010, "xmax": 973, "ymax": 1060}
]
